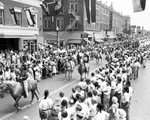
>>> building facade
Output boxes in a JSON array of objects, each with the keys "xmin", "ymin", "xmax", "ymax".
[
  {"xmin": 43, "ymin": 0, "xmax": 130, "ymax": 45},
  {"xmin": 0, "ymin": 0, "xmax": 43, "ymax": 52}
]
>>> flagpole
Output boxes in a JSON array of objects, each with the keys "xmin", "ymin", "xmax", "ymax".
[{"xmin": 92, "ymin": 23, "xmax": 95, "ymax": 47}]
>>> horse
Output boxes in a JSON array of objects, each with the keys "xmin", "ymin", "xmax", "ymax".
[
  {"xmin": 78, "ymin": 61, "xmax": 90, "ymax": 79},
  {"xmin": 63, "ymin": 59, "xmax": 75, "ymax": 81},
  {"xmin": 2, "ymin": 79, "xmax": 39, "ymax": 110}
]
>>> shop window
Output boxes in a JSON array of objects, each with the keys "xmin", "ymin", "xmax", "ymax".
[{"xmin": 0, "ymin": 9, "xmax": 4, "ymax": 25}]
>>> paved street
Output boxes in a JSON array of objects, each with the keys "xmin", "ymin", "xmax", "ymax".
[
  {"xmin": 130, "ymin": 60, "xmax": 150, "ymax": 120},
  {"xmin": 0, "ymin": 57, "xmax": 107, "ymax": 120},
  {"xmin": 0, "ymin": 57, "xmax": 150, "ymax": 120}
]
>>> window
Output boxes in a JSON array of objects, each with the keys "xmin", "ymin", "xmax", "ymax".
[
  {"xmin": 96, "ymin": 9, "xmax": 100, "ymax": 18},
  {"xmin": 15, "ymin": 12, "xmax": 22, "ymax": 26},
  {"xmin": 74, "ymin": 3, "xmax": 78, "ymax": 13},
  {"xmin": 70, "ymin": 18, "xmax": 78, "ymax": 29},
  {"xmin": 56, "ymin": 17, "xmax": 64, "ymax": 30},
  {"xmin": 27, "ymin": 7, "xmax": 38, "ymax": 27},
  {"xmin": 0, "ymin": 9, "xmax": 4, "ymax": 25},
  {"xmin": 31, "ymin": 14, "xmax": 36, "ymax": 27},
  {"xmin": 44, "ymin": 20, "xmax": 51, "ymax": 29},
  {"xmin": 69, "ymin": 2, "xmax": 78, "ymax": 13}
]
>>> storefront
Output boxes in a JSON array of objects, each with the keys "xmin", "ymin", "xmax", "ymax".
[{"xmin": 0, "ymin": 26, "xmax": 43, "ymax": 52}]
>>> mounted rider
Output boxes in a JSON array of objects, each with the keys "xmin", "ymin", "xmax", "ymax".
[
  {"xmin": 19, "ymin": 64, "xmax": 34, "ymax": 98},
  {"xmin": 78, "ymin": 59, "xmax": 89, "ymax": 79}
]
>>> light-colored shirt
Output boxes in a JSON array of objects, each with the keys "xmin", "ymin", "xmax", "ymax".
[
  {"xmin": 116, "ymin": 83, "xmax": 123, "ymax": 94},
  {"xmin": 39, "ymin": 98, "xmax": 53, "ymax": 111}
]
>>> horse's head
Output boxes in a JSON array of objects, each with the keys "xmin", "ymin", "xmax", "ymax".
[{"xmin": 2, "ymin": 81, "xmax": 17, "ymax": 91}]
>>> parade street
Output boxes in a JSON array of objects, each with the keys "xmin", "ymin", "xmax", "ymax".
[
  {"xmin": 0, "ymin": 57, "xmax": 150, "ymax": 120},
  {"xmin": 0, "ymin": 58, "xmax": 106, "ymax": 120}
]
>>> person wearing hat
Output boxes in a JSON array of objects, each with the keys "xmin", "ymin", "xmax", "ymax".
[
  {"xmin": 89, "ymin": 97, "xmax": 98, "ymax": 120},
  {"xmin": 22, "ymin": 115, "xmax": 30, "ymax": 120},
  {"xmin": 51, "ymin": 98, "xmax": 61, "ymax": 119},
  {"xmin": 108, "ymin": 96, "xmax": 119, "ymax": 120},
  {"xmin": 116, "ymin": 109, "xmax": 126, "ymax": 120}
]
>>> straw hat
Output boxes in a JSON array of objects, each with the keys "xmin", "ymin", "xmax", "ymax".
[
  {"xmin": 117, "ymin": 109, "xmax": 126, "ymax": 119},
  {"xmin": 22, "ymin": 115, "xmax": 30, "ymax": 120}
]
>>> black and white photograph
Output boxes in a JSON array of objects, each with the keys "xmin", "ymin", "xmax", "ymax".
[{"xmin": 0, "ymin": 0, "xmax": 150, "ymax": 120}]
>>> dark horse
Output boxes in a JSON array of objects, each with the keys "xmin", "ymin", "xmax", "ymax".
[
  {"xmin": 78, "ymin": 61, "xmax": 90, "ymax": 79},
  {"xmin": 2, "ymin": 79, "xmax": 39, "ymax": 110}
]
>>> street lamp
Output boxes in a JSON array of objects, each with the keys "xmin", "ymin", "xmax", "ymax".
[{"xmin": 56, "ymin": 26, "xmax": 59, "ymax": 48}]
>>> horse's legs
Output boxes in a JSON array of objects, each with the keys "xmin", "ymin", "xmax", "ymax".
[
  {"xmin": 65, "ymin": 71, "xmax": 67, "ymax": 81},
  {"xmin": 30, "ymin": 91, "xmax": 35, "ymax": 105},
  {"xmin": 34, "ymin": 90, "xmax": 39, "ymax": 102},
  {"xmin": 14, "ymin": 97, "xmax": 21, "ymax": 111}
]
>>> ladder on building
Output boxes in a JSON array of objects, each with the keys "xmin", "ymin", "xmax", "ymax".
[{"xmin": 60, "ymin": 11, "xmax": 80, "ymax": 42}]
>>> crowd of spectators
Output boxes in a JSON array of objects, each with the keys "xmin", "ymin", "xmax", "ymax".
[{"xmin": 38, "ymin": 44, "xmax": 150, "ymax": 120}]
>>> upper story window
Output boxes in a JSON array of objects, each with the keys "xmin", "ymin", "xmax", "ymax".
[
  {"xmin": 0, "ymin": 2, "xmax": 4, "ymax": 25},
  {"xmin": 96, "ymin": 9, "xmax": 100, "ymax": 18},
  {"xmin": 44, "ymin": 17, "xmax": 51, "ymax": 29},
  {"xmin": 69, "ymin": 2, "xmax": 79, "ymax": 13},
  {"xmin": 56, "ymin": 17, "xmax": 64, "ymax": 30},
  {"xmin": 9, "ymin": 7, "xmax": 22, "ymax": 26},
  {"xmin": 15, "ymin": 12, "xmax": 22, "ymax": 26},
  {"xmin": 24, "ymin": 7, "xmax": 38, "ymax": 27},
  {"xmin": 0, "ymin": 9, "xmax": 4, "ymax": 25}
]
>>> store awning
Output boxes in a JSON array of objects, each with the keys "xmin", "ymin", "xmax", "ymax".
[
  {"xmin": 107, "ymin": 32, "xmax": 117, "ymax": 39},
  {"xmin": 68, "ymin": 39, "xmax": 82, "ymax": 44},
  {"xmin": 43, "ymin": 32, "xmax": 64, "ymax": 41},
  {"xmin": 95, "ymin": 33, "xmax": 105, "ymax": 39},
  {"xmin": 95, "ymin": 38, "xmax": 104, "ymax": 43}
]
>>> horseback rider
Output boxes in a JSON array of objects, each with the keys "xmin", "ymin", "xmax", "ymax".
[
  {"xmin": 78, "ymin": 59, "xmax": 89, "ymax": 79},
  {"xmin": 18, "ymin": 64, "xmax": 31, "ymax": 98}
]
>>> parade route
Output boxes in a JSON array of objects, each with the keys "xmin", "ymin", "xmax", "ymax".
[{"xmin": 0, "ymin": 59, "xmax": 106, "ymax": 120}]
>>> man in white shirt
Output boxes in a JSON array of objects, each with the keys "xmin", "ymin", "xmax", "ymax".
[
  {"xmin": 134, "ymin": 60, "xmax": 141, "ymax": 80},
  {"xmin": 122, "ymin": 70, "xmax": 127, "ymax": 85},
  {"xmin": 90, "ymin": 73, "xmax": 97, "ymax": 83},
  {"xmin": 115, "ymin": 77, "xmax": 123, "ymax": 107}
]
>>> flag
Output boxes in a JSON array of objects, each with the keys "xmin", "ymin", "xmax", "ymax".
[
  {"xmin": 41, "ymin": 0, "xmax": 64, "ymax": 16},
  {"xmin": 24, "ymin": 9, "xmax": 36, "ymax": 26},
  {"xmin": 55, "ymin": 0, "xmax": 64, "ymax": 15},
  {"xmin": 84, "ymin": 0, "xmax": 96, "ymax": 24},
  {"xmin": 132, "ymin": 0, "xmax": 146, "ymax": 12},
  {"xmin": 40, "ymin": 3, "xmax": 49, "ymax": 15},
  {"xmin": 9, "ymin": 8, "xmax": 17, "ymax": 25}
]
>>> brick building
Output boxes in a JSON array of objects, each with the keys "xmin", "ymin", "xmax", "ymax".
[
  {"xmin": 43, "ymin": 0, "xmax": 130, "ymax": 45},
  {"xmin": 0, "ymin": 0, "xmax": 43, "ymax": 52}
]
